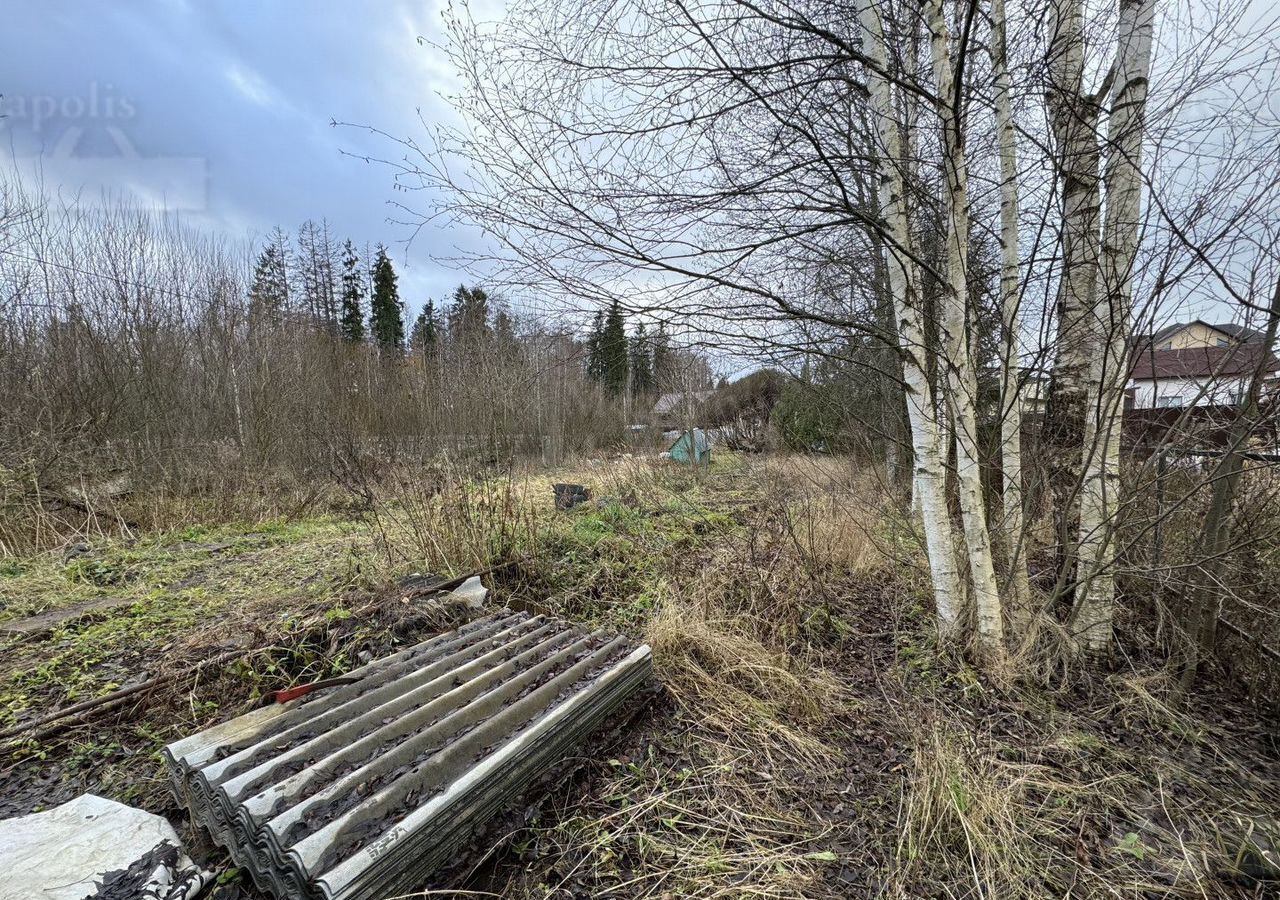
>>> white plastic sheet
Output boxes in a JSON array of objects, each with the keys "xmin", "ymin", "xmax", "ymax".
[
  {"xmin": 450, "ymin": 575, "xmax": 488, "ymax": 609},
  {"xmin": 0, "ymin": 794, "xmax": 211, "ymax": 900}
]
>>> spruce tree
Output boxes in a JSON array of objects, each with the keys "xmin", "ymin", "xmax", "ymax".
[
  {"xmin": 368, "ymin": 245, "xmax": 404, "ymax": 352},
  {"xmin": 629, "ymin": 323, "xmax": 653, "ymax": 396},
  {"xmin": 409, "ymin": 300, "xmax": 439, "ymax": 358},
  {"xmin": 493, "ymin": 307, "xmax": 516, "ymax": 347},
  {"xmin": 600, "ymin": 299, "xmax": 629, "ymax": 396},
  {"xmin": 338, "ymin": 239, "xmax": 365, "ymax": 341},
  {"xmin": 447, "ymin": 284, "xmax": 491, "ymax": 341},
  {"xmin": 248, "ymin": 239, "xmax": 289, "ymax": 325}
]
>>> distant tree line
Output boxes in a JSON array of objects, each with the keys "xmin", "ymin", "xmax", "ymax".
[
  {"xmin": 583, "ymin": 298, "xmax": 709, "ymax": 400},
  {"xmin": 0, "ymin": 186, "xmax": 686, "ymax": 554},
  {"xmin": 249, "ymin": 231, "xmax": 553, "ymax": 373},
  {"xmin": 248, "ymin": 226, "xmax": 408, "ymax": 351},
  {"xmin": 248, "ymin": 226, "xmax": 722, "ymax": 417}
]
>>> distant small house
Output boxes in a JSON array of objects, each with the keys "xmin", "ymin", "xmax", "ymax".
[
  {"xmin": 652, "ymin": 390, "xmax": 713, "ymax": 427},
  {"xmin": 1128, "ymin": 320, "xmax": 1278, "ymax": 410},
  {"xmin": 668, "ymin": 428, "xmax": 710, "ymax": 465}
]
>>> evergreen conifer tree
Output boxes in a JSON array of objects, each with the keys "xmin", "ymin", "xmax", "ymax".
[
  {"xmin": 409, "ymin": 300, "xmax": 439, "ymax": 358},
  {"xmin": 447, "ymin": 284, "xmax": 491, "ymax": 341},
  {"xmin": 368, "ymin": 245, "xmax": 404, "ymax": 352},
  {"xmin": 600, "ymin": 299, "xmax": 629, "ymax": 396},
  {"xmin": 338, "ymin": 239, "xmax": 365, "ymax": 341},
  {"xmin": 248, "ymin": 239, "xmax": 289, "ymax": 325},
  {"xmin": 493, "ymin": 307, "xmax": 516, "ymax": 347},
  {"xmin": 586, "ymin": 311, "xmax": 606, "ymax": 383},
  {"xmin": 629, "ymin": 323, "xmax": 653, "ymax": 396}
]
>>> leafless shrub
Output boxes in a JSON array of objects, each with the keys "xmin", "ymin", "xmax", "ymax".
[
  {"xmin": 0, "ymin": 177, "xmax": 629, "ymax": 553},
  {"xmin": 358, "ymin": 458, "xmax": 543, "ymax": 576}
]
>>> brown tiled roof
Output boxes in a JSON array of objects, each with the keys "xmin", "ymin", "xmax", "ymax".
[{"xmin": 1130, "ymin": 343, "xmax": 1278, "ymax": 379}]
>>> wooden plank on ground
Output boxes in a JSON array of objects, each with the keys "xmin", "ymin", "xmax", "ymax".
[{"xmin": 0, "ymin": 597, "xmax": 134, "ymax": 637}]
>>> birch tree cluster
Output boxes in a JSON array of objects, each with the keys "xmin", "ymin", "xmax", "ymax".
[{"xmin": 409, "ymin": 0, "xmax": 1280, "ymax": 673}]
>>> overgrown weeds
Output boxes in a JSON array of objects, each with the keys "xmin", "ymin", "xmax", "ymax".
[
  {"xmin": 511, "ymin": 738, "xmax": 840, "ymax": 899},
  {"xmin": 459, "ymin": 454, "xmax": 898, "ymax": 899},
  {"xmin": 887, "ymin": 639, "xmax": 1280, "ymax": 899},
  {"xmin": 2, "ymin": 451, "xmax": 1278, "ymax": 900},
  {"xmin": 0, "ymin": 516, "xmax": 386, "ymax": 811},
  {"xmin": 358, "ymin": 457, "xmax": 541, "ymax": 575},
  {"xmin": 0, "ymin": 454, "xmax": 339, "ymax": 558},
  {"xmin": 647, "ymin": 594, "xmax": 846, "ymax": 767},
  {"xmin": 893, "ymin": 707, "xmax": 1078, "ymax": 897}
]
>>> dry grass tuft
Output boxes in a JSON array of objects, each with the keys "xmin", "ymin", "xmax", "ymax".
[
  {"xmin": 518, "ymin": 743, "xmax": 839, "ymax": 900},
  {"xmin": 889, "ymin": 656, "xmax": 1280, "ymax": 899},
  {"xmin": 893, "ymin": 713, "xmax": 1077, "ymax": 898},
  {"xmin": 647, "ymin": 593, "xmax": 847, "ymax": 767},
  {"xmin": 362, "ymin": 458, "xmax": 544, "ymax": 575}
]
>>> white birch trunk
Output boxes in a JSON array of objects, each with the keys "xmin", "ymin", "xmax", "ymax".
[
  {"xmin": 229, "ymin": 349, "xmax": 247, "ymax": 453},
  {"xmin": 1042, "ymin": 0, "xmax": 1103, "ymax": 588},
  {"xmin": 1046, "ymin": 0, "xmax": 1102, "ymax": 413},
  {"xmin": 925, "ymin": 0, "xmax": 1005, "ymax": 658},
  {"xmin": 1072, "ymin": 0, "xmax": 1155, "ymax": 654},
  {"xmin": 989, "ymin": 0, "xmax": 1031, "ymax": 621},
  {"xmin": 903, "ymin": 7, "xmax": 971, "ymax": 616},
  {"xmin": 857, "ymin": 0, "xmax": 962, "ymax": 630}
]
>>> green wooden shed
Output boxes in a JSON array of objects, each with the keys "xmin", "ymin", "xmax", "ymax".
[{"xmin": 668, "ymin": 428, "xmax": 711, "ymax": 465}]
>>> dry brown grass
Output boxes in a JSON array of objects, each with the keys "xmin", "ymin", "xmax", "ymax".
[
  {"xmin": 886, "ymin": 658, "xmax": 1280, "ymax": 899},
  {"xmin": 352, "ymin": 457, "xmax": 546, "ymax": 576},
  {"xmin": 647, "ymin": 587, "xmax": 848, "ymax": 768},
  {"xmin": 892, "ymin": 711, "xmax": 1081, "ymax": 899},
  {"xmin": 779, "ymin": 489, "xmax": 876, "ymax": 572},
  {"xmin": 507, "ymin": 739, "xmax": 841, "ymax": 900},
  {"xmin": 757, "ymin": 452, "xmax": 865, "ymax": 491},
  {"xmin": 464, "ymin": 452, "xmax": 882, "ymax": 898}
]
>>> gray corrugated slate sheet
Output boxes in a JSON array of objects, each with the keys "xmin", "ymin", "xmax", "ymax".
[{"xmin": 163, "ymin": 609, "xmax": 652, "ymax": 900}]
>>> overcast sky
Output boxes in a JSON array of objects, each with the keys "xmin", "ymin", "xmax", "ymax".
[{"xmin": 0, "ymin": 0, "xmax": 485, "ymax": 317}]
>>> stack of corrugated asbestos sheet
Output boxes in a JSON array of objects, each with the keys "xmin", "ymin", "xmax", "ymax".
[{"xmin": 163, "ymin": 609, "xmax": 652, "ymax": 900}]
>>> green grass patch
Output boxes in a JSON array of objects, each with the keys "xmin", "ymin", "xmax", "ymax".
[
  {"xmin": 0, "ymin": 516, "xmax": 377, "ymax": 729},
  {"xmin": 527, "ymin": 486, "xmax": 739, "ymax": 632}
]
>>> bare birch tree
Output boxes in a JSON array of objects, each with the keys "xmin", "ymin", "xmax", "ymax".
[
  {"xmin": 1071, "ymin": 0, "xmax": 1156, "ymax": 654},
  {"xmin": 1041, "ymin": 0, "xmax": 1104, "ymax": 583},
  {"xmin": 924, "ymin": 0, "xmax": 1005, "ymax": 658},
  {"xmin": 857, "ymin": 0, "xmax": 963, "ymax": 631},
  {"xmin": 988, "ymin": 0, "xmax": 1031, "ymax": 621}
]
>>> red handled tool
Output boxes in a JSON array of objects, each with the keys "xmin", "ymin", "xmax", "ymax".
[{"xmin": 258, "ymin": 676, "xmax": 359, "ymax": 706}]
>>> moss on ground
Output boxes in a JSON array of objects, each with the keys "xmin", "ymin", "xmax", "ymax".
[{"xmin": 0, "ymin": 516, "xmax": 374, "ymax": 729}]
